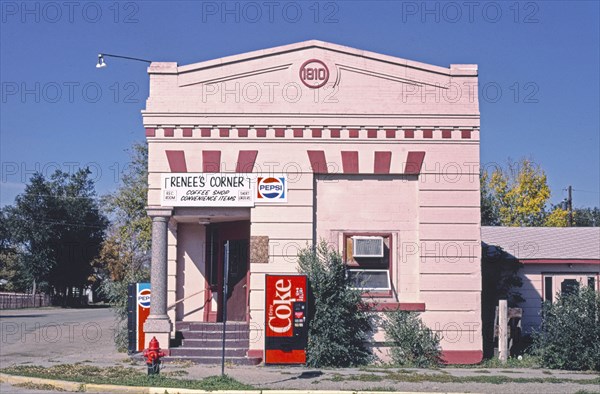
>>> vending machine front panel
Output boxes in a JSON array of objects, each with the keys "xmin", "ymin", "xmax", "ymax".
[{"xmin": 265, "ymin": 274, "xmax": 308, "ymax": 364}]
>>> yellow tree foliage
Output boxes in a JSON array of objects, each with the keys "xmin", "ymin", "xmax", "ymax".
[
  {"xmin": 487, "ymin": 159, "xmax": 554, "ymax": 227},
  {"xmin": 544, "ymin": 208, "xmax": 569, "ymax": 227}
]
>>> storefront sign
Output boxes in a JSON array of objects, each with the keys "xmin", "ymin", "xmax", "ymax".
[
  {"xmin": 161, "ymin": 173, "xmax": 288, "ymax": 207},
  {"xmin": 257, "ymin": 176, "xmax": 287, "ymax": 202},
  {"xmin": 161, "ymin": 173, "xmax": 256, "ymax": 207}
]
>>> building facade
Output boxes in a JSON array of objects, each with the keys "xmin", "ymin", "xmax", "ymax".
[{"xmin": 142, "ymin": 40, "xmax": 483, "ymax": 364}]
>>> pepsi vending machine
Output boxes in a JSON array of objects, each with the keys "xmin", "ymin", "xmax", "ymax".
[
  {"xmin": 264, "ymin": 274, "xmax": 309, "ymax": 364},
  {"xmin": 127, "ymin": 283, "xmax": 151, "ymax": 353}
]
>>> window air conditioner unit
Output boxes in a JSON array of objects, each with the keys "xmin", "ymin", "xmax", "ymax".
[{"xmin": 352, "ymin": 236, "xmax": 384, "ymax": 258}]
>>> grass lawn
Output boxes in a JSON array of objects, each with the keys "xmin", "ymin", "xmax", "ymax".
[
  {"xmin": 1, "ymin": 364, "xmax": 253, "ymax": 391},
  {"xmin": 2, "ymin": 363, "xmax": 599, "ymax": 390},
  {"xmin": 328, "ymin": 369, "xmax": 600, "ymax": 386}
]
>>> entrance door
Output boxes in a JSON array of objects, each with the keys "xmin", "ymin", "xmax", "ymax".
[
  {"xmin": 225, "ymin": 239, "xmax": 249, "ymax": 321},
  {"xmin": 206, "ymin": 220, "xmax": 250, "ymax": 322}
]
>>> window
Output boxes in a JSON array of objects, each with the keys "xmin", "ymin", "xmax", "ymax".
[
  {"xmin": 560, "ymin": 279, "xmax": 579, "ymax": 296},
  {"xmin": 344, "ymin": 233, "xmax": 392, "ymax": 295},
  {"xmin": 347, "ymin": 269, "xmax": 391, "ymax": 290},
  {"xmin": 544, "ymin": 277, "xmax": 553, "ymax": 302},
  {"xmin": 543, "ymin": 273, "xmax": 598, "ymax": 303}
]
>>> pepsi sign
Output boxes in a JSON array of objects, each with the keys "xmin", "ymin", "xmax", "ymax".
[
  {"xmin": 137, "ymin": 288, "xmax": 151, "ymax": 308},
  {"xmin": 257, "ymin": 176, "xmax": 287, "ymax": 202}
]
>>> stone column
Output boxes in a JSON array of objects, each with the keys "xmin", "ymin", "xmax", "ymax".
[{"xmin": 144, "ymin": 207, "xmax": 173, "ymax": 349}]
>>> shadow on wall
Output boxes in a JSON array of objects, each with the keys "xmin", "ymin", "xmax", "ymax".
[{"xmin": 481, "ymin": 243, "xmax": 531, "ymax": 359}]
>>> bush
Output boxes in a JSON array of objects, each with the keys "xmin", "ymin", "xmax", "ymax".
[
  {"xmin": 297, "ymin": 241, "xmax": 373, "ymax": 367},
  {"xmin": 533, "ymin": 285, "xmax": 600, "ymax": 371},
  {"xmin": 384, "ymin": 310, "xmax": 442, "ymax": 367}
]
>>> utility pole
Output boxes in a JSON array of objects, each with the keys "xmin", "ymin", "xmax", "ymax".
[{"xmin": 567, "ymin": 186, "xmax": 573, "ymax": 227}]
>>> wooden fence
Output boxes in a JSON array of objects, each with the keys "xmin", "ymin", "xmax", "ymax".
[{"xmin": 0, "ymin": 292, "xmax": 52, "ymax": 309}]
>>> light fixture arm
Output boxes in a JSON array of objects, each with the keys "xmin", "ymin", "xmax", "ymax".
[
  {"xmin": 96, "ymin": 53, "xmax": 153, "ymax": 68},
  {"xmin": 99, "ymin": 53, "xmax": 153, "ymax": 64}
]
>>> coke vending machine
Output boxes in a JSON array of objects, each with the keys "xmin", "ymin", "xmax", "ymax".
[{"xmin": 264, "ymin": 274, "xmax": 309, "ymax": 364}]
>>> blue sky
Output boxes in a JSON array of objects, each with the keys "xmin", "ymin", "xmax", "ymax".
[{"xmin": 1, "ymin": 1, "xmax": 599, "ymax": 208}]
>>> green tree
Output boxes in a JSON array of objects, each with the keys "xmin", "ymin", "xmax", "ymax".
[
  {"xmin": 481, "ymin": 159, "xmax": 568, "ymax": 226},
  {"xmin": 574, "ymin": 207, "xmax": 600, "ymax": 227},
  {"xmin": 8, "ymin": 174, "xmax": 55, "ymax": 294},
  {"xmin": 481, "ymin": 171, "xmax": 500, "ymax": 226},
  {"xmin": 7, "ymin": 169, "xmax": 107, "ymax": 301},
  {"xmin": 297, "ymin": 241, "xmax": 373, "ymax": 367},
  {"xmin": 98, "ymin": 142, "xmax": 151, "ymax": 350},
  {"xmin": 0, "ymin": 207, "xmax": 28, "ymax": 291}
]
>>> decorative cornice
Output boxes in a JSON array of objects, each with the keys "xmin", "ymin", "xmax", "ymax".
[{"xmin": 144, "ymin": 126, "xmax": 479, "ymax": 140}]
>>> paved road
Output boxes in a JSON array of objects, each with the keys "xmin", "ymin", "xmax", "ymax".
[{"xmin": 0, "ymin": 307, "xmax": 121, "ymax": 368}]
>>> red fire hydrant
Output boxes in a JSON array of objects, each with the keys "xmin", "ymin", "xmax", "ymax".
[{"xmin": 143, "ymin": 336, "xmax": 165, "ymax": 375}]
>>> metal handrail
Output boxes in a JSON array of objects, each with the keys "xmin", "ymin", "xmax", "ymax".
[{"xmin": 166, "ymin": 289, "xmax": 210, "ymax": 310}]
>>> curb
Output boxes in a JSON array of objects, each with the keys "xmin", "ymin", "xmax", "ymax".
[
  {"xmin": 0, "ymin": 373, "xmax": 83, "ymax": 392},
  {"xmin": 0, "ymin": 373, "xmax": 474, "ymax": 394}
]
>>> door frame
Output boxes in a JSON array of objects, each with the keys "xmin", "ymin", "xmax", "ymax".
[{"xmin": 203, "ymin": 220, "xmax": 250, "ymax": 322}]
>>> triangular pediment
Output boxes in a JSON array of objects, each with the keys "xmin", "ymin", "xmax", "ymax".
[{"xmin": 145, "ymin": 40, "xmax": 478, "ymax": 117}]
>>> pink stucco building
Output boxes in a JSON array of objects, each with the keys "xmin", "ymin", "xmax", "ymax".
[{"xmin": 142, "ymin": 40, "xmax": 482, "ymax": 364}]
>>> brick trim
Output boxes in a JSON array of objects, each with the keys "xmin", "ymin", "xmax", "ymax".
[
  {"xmin": 148, "ymin": 126, "xmax": 478, "ymax": 140},
  {"xmin": 366, "ymin": 302, "xmax": 426, "ymax": 312},
  {"xmin": 520, "ymin": 259, "xmax": 600, "ymax": 264},
  {"xmin": 442, "ymin": 350, "xmax": 483, "ymax": 365}
]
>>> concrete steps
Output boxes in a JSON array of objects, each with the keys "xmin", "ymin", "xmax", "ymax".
[{"xmin": 165, "ymin": 321, "xmax": 261, "ymax": 365}]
